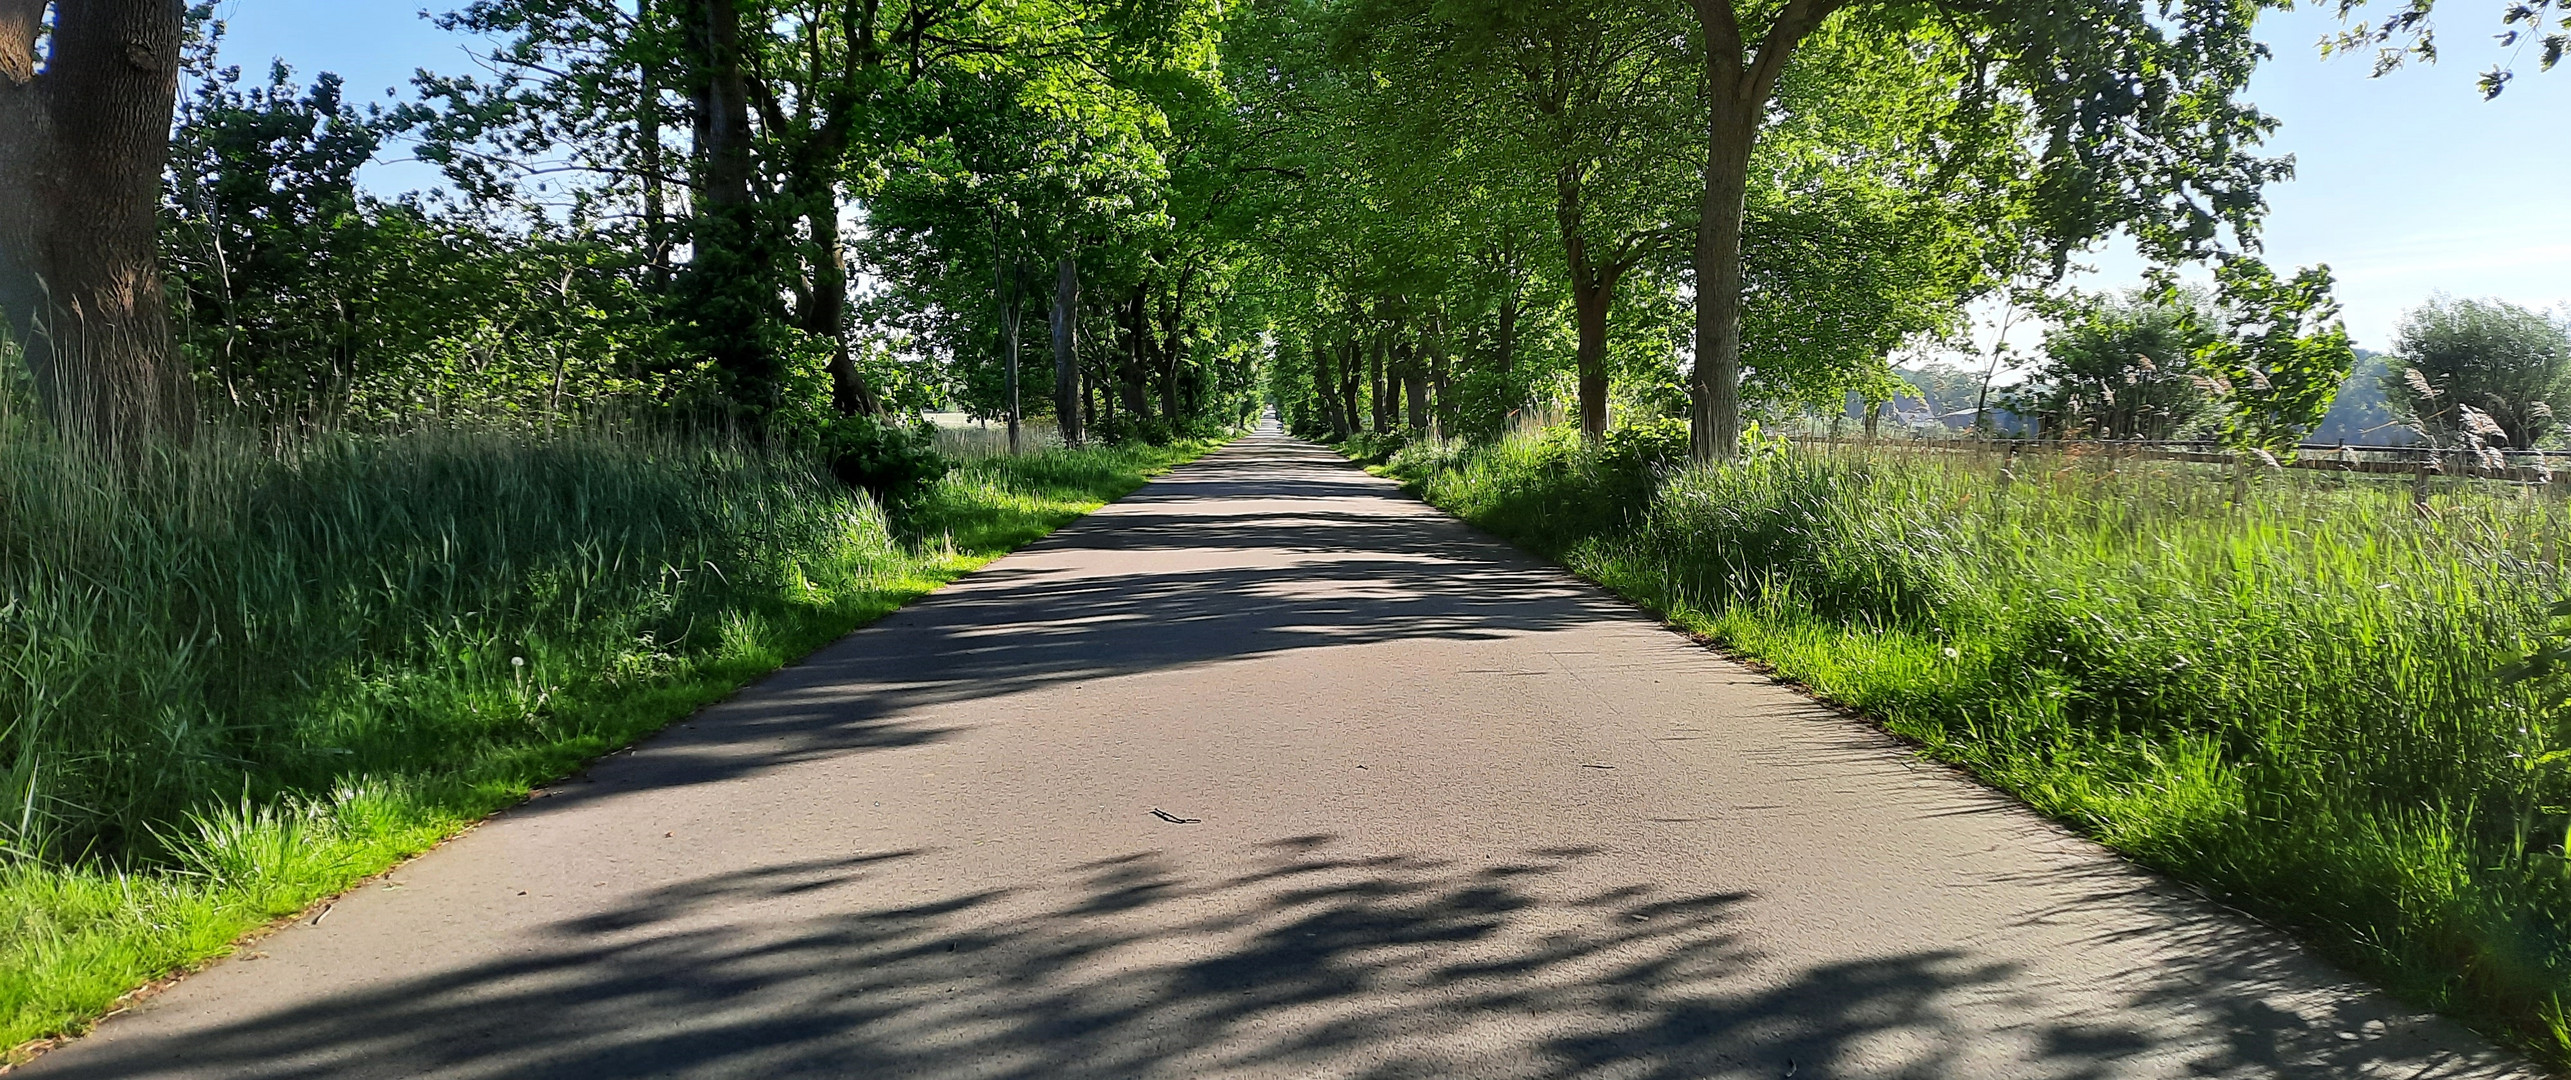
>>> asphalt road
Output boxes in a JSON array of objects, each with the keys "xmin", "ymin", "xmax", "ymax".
[{"xmin": 25, "ymin": 428, "xmax": 2535, "ymax": 1079}]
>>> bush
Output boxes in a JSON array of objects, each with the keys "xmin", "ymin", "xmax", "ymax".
[{"xmin": 822, "ymin": 415, "xmax": 950, "ymax": 516}]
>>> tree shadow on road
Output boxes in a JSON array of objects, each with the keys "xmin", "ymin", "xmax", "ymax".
[
  {"xmin": 35, "ymin": 834, "xmax": 2485, "ymax": 1080},
  {"xmin": 527, "ymin": 444, "xmax": 1646, "ymax": 812}
]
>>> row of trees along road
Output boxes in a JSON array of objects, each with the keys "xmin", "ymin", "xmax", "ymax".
[{"xmin": 0, "ymin": 0, "xmax": 2557, "ymax": 458}]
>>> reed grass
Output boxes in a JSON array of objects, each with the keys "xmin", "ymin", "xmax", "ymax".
[
  {"xmin": 0, "ymin": 420, "xmax": 1217, "ymax": 1057},
  {"xmin": 1376, "ymin": 426, "xmax": 2571, "ymax": 1064}
]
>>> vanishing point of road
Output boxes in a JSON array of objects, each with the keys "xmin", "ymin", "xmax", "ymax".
[{"xmin": 26, "ymin": 428, "xmax": 2537, "ymax": 1079}]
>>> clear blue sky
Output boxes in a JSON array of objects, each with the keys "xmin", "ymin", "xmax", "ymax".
[{"xmin": 212, "ymin": 0, "xmax": 2571, "ymax": 350}]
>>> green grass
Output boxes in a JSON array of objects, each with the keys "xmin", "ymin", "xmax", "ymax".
[
  {"xmin": 0, "ymin": 422, "xmax": 1221, "ymax": 1058},
  {"xmin": 1366, "ymin": 425, "xmax": 2571, "ymax": 1065}
]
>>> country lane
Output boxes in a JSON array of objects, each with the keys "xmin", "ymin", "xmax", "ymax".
[{"xmin": 19, "ymin": 426, "xmax": 2536, "ymax": 1079}]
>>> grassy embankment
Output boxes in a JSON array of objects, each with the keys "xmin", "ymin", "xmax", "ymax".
[
  {"xmin": 0, "ymin": 422, "xmax": 1220, "ymax": 1058},
  {"xmin": 1357, "ymin": 424, "xmax": 2571, "ymax": 1064}
]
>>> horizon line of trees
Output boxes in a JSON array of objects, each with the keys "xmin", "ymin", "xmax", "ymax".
[{"xmin": 0, "ymin": 0, "xmax": 2551, "ymax": 461}]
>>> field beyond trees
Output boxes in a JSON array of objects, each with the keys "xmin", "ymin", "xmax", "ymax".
[
  {"xmin": 1362, "ymin": 428, "xmax": 2571, "ymax": 1063},
  {"xmin": 0, "ymin": 423, "xmax": 1221, "ymax": 1058}
]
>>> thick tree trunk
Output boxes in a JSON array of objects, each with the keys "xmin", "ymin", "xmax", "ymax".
[
  {"xmin": 1690, "ymin": 96, "xmax": 1756, "ymax": 461},
  {"xmin": 1557, "ymin": 168, "xmax": 1618, "ymax": 440},
  {"xmin": 0, "ymin": 0, "xmax": 193, "ymax": 447},
  {"xmin": 1050, "ymin": 253, "xmax": 1081, "ymax": 445},
  {"xmin": 681, "ymin": 0, "xmax": 778, "ymax": 424},
  {"xmin": 1313, "ymin": 339, "xmax": 1347, "ymax": 438},
  {"xmin": 1570, "ymin": 267, "xmax": 1619, "ymax": 438},
  {"xmin": 805, "ymin": 201, "xmax": 883, "ymax": 417},
  {"xmin": 1690, "ymin": 0, "xmax": 1834, "ymax": 460}
]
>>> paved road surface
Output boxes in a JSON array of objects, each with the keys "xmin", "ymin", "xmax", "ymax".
[{"xmin": 26, "ymin": 429, "xmax": 2534, "ymax": 1079}]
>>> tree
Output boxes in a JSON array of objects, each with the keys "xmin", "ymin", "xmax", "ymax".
[
  {"xmin": 1686, "ymin": 0, "xmax": 2287, "ymax": 460},
  {"xmin": 2174, "ymin": 257, "xmax": 2356, "ymax": 456},
  {"xmin": 1347, "ymin": 0, "xmax": 1694, "ymax": 438},
  {"xmin": 2014, "ymin": 289, "xmax": 2213, "ymax": 441},
  {"xmin": 2385, "ymin": 296, "xmax": 2571, "ymax": 448},
  {"xmin": 0, "ymin": 0, "xmax": 194, "ymax": 446}
]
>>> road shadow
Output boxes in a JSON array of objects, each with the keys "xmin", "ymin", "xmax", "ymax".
[
  {"xmin": 525, "ymin": 434, "xmax": 1641, "ymax": 811},
  {"xmin": 28, "ymin": 835, "xmax": 2476, "ymax": 1079}
]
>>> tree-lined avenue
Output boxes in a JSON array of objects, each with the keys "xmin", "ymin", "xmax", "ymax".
[{"xmin": 19, "ymin": 428, "xmax": 2535, "ymax": 1078}]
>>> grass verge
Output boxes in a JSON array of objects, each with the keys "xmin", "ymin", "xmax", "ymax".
[
  {"xmin": 0, "ymin": 427, "xmax": 1222, "ymax": 1060},
  {"xmin": 1358, "ymin": 423, "xmax": 2571, "ymax": 1066}
]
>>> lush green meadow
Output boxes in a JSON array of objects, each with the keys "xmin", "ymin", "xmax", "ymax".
[
  {"xmin": 0, "ymin": 422, "xmax": 1218, "ymax": 1058},
  {"xmin": 1365, "ymin": 425, "xmax": 2571, "ymax": 1063}
]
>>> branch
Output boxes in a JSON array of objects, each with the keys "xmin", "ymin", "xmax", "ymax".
[{"xmin": 1745, "ymin": 0, "xmax": 1845, "ymax": 103}]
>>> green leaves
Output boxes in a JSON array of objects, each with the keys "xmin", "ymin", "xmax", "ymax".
[{"xmin": 2164, "ymin": 256, "xmax": 2357, "ymax": 455}]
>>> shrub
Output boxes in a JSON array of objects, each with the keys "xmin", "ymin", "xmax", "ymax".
[{"xmin": 822, "ymin": 416, "xmax": 950, "ymax": 516}]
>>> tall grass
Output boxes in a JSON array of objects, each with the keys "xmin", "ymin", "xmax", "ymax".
[
  {"xmin": 1378, "ymin": 427, "xmax": 2571, "ymax": 1062},
  {"xmin": 0, "ymin": 418, "xmax": 1218, "ymax": 1056}
]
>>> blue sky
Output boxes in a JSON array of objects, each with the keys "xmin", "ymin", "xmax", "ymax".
[{"xmin": 210, "ymin": 0, "xmax": 2570, "ymax": 350}]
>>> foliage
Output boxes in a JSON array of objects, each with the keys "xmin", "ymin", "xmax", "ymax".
[
  {"xmin": 2385, "ymin": 295, "xmax": 2571, "ymax": 449},
  {"xmin": 2170, "ymin": 258, "xmax": 2358, "ymax": 455},
  {"xmin": 2011, "ymin": 289, "xmax": 2213, "ymax": 440},
  {"xmin": 820, "ymin": 415, "xmax": 951, "ymax": 516},
  {"xmin": 0, "ymin": 424, "xmax": 1220, "ymax": 1053},
  {"xmin": 2330, "ymin": 0, "xmax": 2569, "ymax": 97},
  {"xmin": 1375, "ymin": 432, "xmax": 2571, "ymax": 1064}
]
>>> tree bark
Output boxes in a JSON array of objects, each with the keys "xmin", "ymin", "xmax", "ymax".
[
  {"xmin": 1050, "ymin": 253, "xmax": 1081, "ymax": 445},
  {"xmin": 1120, "ymin": 287, "xmax": 1150, "ymax": 422},
  {"xmin": 1691, "ymin": 91, "xmax": 1755, "ymax": 460},
  {"xmin": 1338, "ymin": 334, "xmax": 1362, "ymax": 435},
  {"xmin": 1399, "ymin": 337, "xmax": 1427, "ymax": 430},
  {"xmin": 680, "ymin": 0, "xmax": 778, "ymax": 424},
  {"xmin": 1557, "ymin": 167, "xmax": 1623, "ymax": 440},
  {"xmin": 0, "ymin": 0, "xmax": 194, "ymax": 447},
  {"xmin": 1369, "ymin": 326, "xmax": 1390, "ymax": 434},
  {"xmin": 1570, "ymin": 263, "xmax": 1621, "ymax": 438},
  {"xmin": 1428, "ymin": 310, "xmax": 1449, "ymax": 442},
  {"xmin": 1313, "ymin": 338, "xmax": 1347, "ymax": 438},
  {"xmin": 805, "ymin": 200, "xmax": 883, "ymax": 416},
  {"xmin": 1689, "ymin": 0, "xmax": 1837, "ymax": 461}
]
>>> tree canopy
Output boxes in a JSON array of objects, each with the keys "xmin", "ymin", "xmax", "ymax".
[{"xmin": 0, "ymin": 0, "xmax": 2352, "ymax": 461}]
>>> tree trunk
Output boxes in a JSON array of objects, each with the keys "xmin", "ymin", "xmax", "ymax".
[
  {"xmin": 638, "ymin": 37, "xmax": 672, "ymax": 292},
  {"xmin": 1050, "ymin": 253, "xmax": 1081, "ymax": 445},
  {"xmin": 805, "ymin": 200, "xmax": 883, "ymax": 416},
  {"xmin": 1313, "ymin": 338, "xmax": 1347, "ymax": 438},
  {"xmin": 1570, "ymin": 266, "xmax": 1619, "ymax": 438},
  {"xmin": 1121, "ymin": 288, "xmax": 1150, "ymax": 422},
  {"xmin": 1428, "ymin": 311, "xmax": 1449, "ymax": 442},
  {"xmin": 1400, "ymin": 338, "xmax": 1427, "ymax": 430},
  {"xmin": 0, "ymin": 0, "xmax": 193, "ymax": 447},
  {"xmin": 1690, "ymin": 0, "xmax": 1834, "ymax": 460},
  {"xmin": 1496, "ymin": 276, "xmax": 1520, "ymax": 431},
  {"xmin": 1338, "ymin": 335, "xmax": 1362, "ymax": 435},
  {"xmin": 1369, "ymin": 327, "xmax": 1390, "ymax": 434},
  {"xmin": 997, "ymin": 256, "xmax": 1022, "ymax": 455},
  {"xmin": 1558, "ymin": 166, "xmax": 1619, "ymax": 440},
  {"xmin": 680, "ymin": 0, "xmax": 777, "ymax": 425}
]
